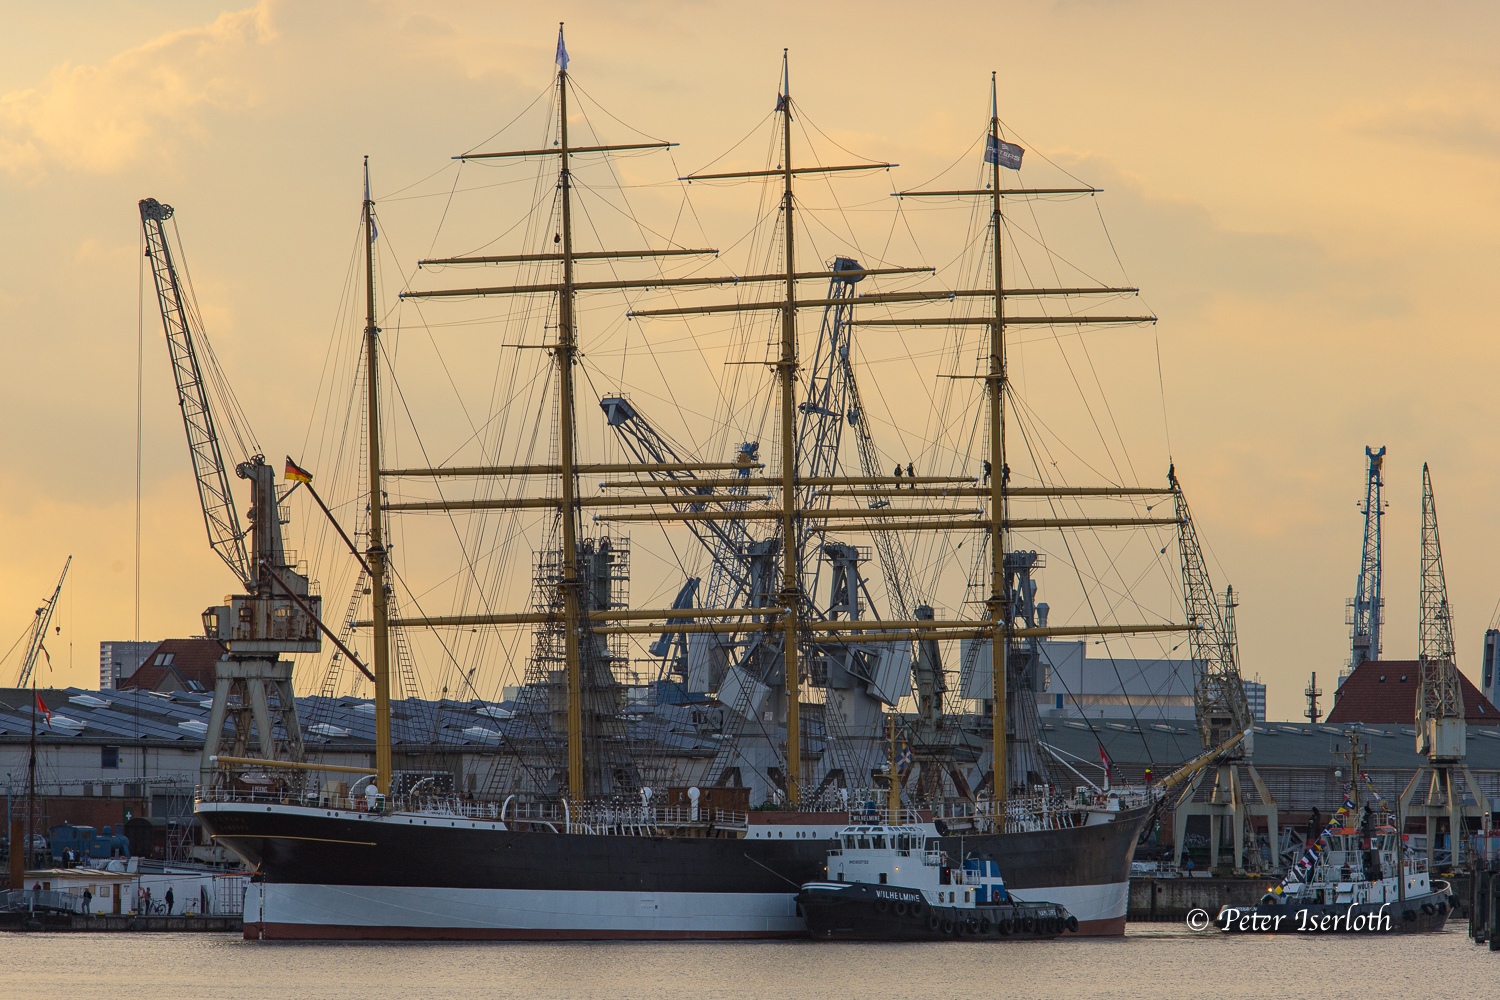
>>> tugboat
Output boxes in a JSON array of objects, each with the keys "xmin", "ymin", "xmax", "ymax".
[
  {"xmin": 798, "ymin": 820, "xmax": 1075, "ymax": 940},
  {"xmin": 1219, "ymin": 733, "xmax": 1455, "ymax": 934},
  {"xmin": 798, "ymin": 717, "xmax": 1074, "ymax": 941}
]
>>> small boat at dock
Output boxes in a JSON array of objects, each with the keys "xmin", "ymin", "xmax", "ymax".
[{"xmin": 798, "ymin": 820, "xmax": 1073, "ymax": 940}]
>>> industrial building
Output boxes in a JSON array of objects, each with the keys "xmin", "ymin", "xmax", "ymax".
[
  {"xmin": 1035, "ymin": 639, "xmax": 1266, "ymax": 723},
  {"xmin": 98, "ymin": 641, "xmax": 158, "ymax": 691}
]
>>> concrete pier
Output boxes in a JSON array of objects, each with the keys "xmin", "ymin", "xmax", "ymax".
[
  {"xmin": 1, "ymin": 913, "xmax": 242, "ymax": 933},
  {"xmin": 1128, "ymin": 876, "xmax": 1273, "ymax": 922}
]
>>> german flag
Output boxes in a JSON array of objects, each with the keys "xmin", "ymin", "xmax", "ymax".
[{"xmin": 284, "ymin": 457, "xmax": 313, "ymax": 484}]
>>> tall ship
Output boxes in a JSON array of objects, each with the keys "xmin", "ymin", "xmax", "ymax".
[{"xmin": 158, "ymin": 31, "xmax": 1236, "ymax": 940}]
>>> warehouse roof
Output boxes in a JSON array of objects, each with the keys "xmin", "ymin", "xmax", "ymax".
[{"xmin": 1326, "ymin": 660, "xmax": 1498, "ymax": 725}]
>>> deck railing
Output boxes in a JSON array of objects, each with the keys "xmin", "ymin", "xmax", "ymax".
[{"xmin": 195, "ymin": 787, "xmax": 748, "ymax": 835}]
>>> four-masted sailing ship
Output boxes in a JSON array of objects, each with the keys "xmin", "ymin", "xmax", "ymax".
[{"xmin": 197, "ymin": 30, "xmax": 1193, "ymax": 939}]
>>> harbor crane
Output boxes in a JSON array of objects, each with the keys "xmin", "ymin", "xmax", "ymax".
[
  {"xmin": 11, "ymin": 556, "xmax": 70, "ymax": 688},
  {"xmin": 139, "ymin": 198, "xmax": 320, "ymax": 786},
  {"xmin": 1347, "ymin": 446, "xmax": 1386, "ymax": 675},
  {"xmin": 1169, "ymin": 469, "xmax": 1277, "ymax": 874},
  {"xmin": 1399, "ymin": 463, "xmax": 1489, "ymax": 868}
]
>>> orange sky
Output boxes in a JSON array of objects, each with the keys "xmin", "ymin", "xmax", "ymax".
[{"xmin": 4, "ymin": 1, "xmax": 1500, "ymax": 722}]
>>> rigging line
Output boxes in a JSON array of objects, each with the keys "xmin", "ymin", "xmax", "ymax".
[
  {"xmin": 901, "ymin": 125, "xmax": 988, "ymax": 195},
  {"xmin": 1006, "ymin": 242, "xmax": 1127, "ymax": 485},
  {"xmin": 427, "ymin": 161, "xmax": 466, "ymax": 256},
  {"xmin": 136, "ymin": 219, "xmax": 144, "ymax": 643},
  {"xmin": 1093, "ymin": 199, "xmax": 1135, "ymax": 286},
  {"xmin": 390, "ymin": 570, "xmax": 549, "ymax": 786},
  {"xmin": 564, "ymin": 76, "xmax": 672, "ymax": 144},
  {"xmin": 1006, "ymin": 390, "xmax": 1117, "ymax": 486},
  {"xmin": 168, "ymin": 217, "xmax": 259, "ymax": 459},
  {"xmin": 680, "ymin": 109, "xmax": 778, "ymax": 177},
  {"xmin": 994, "ymin": 116, "xmax": 1095, "ymax": 190},
  {"xmin": 301, "ymin": 218, "xmax": 366, "ymax": 458},
  {"xmin": 1015, "ymin": 194, "xmax": 1139, "ymax": 485},
  {"xmin": 402, "ymin": 297, "xmax": 480, "ymax": 436},
  {"xmin": 1008, "ymin": 401, "xmax": 1169, "ymax": 628},
  {"xmin": 1154, "ymin": 331, "xmax": 1174, "ymax": 463},
  {"xmin": 459, "ymin": 81, "xmax": 555, "ymax": 158},
  {"xmin": 792, "ymin": 101, "xmax": 892, "ymax": 167},
  {"xmin": 433, "ymin": 365, "xmax": 552, "ymax": 469},
  {"xmin": 376, "ymin": 339, "xmax": 507, "ymax": 624},
  {"xmin": 1001, "ymin": 216, "xmax": 1120, "ymax": 291},
  {"xmin": 1011, "ymin": 416, "xmax": 1154, "ymax": 760}
]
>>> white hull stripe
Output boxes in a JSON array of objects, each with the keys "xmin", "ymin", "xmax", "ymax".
[
  {"xmin": 247, "ymin": 883, "xmax": 803, "ymax": 934},
  {"xmin": 244, "ymin": 877, "xmax": 1128, "ymax": 934}
]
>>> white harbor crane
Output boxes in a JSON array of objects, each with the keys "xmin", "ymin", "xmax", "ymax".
[
  {"xmin": 1399, "ymin": 463, "xmax": 1490, "ymax": 868},
  {"xmin": 10, "ymin": 556, "xmax": 71, "ymax": 688},
  {"xmin": 139, "ymin": 197, "xmax": 321, "ymax": 786},
  {"xmin": 1169, "ymin": 470, "xmax": 1277, "ymax": 874}
]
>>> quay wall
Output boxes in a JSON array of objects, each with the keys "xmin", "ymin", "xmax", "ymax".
[{"xmin": 1128, "ymin": 877, "xmax": 1273, "ymax": 922}]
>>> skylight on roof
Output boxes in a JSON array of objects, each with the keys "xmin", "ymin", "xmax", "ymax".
[{"xmin": 309, "ymin": 724, "xmax": 349, "ymax": 737}]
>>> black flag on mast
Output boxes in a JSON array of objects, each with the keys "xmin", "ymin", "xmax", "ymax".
[{"xmin": 985, "ymin": 134, "xmax": 1024, "ymax": 170}]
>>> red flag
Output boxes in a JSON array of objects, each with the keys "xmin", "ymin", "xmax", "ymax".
[
  {"xmin": 35, "ymin": 692, "xmax": 51, "ymax": 723},
  {"xmin": 1099, "ymin": 744, "xmax": 1113, "ymax": 778}
]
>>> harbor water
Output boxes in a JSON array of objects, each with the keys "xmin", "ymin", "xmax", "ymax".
[{"xmin": 0, "ymin": 923, "xmax": 1489, "ymax": 999}]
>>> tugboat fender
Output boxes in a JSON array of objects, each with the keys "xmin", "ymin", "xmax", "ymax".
[
  {"xmin": 876, "ymin": 899, "xmax": 890, "ymax": 914},
  {"xmin": 979, "ymin": 918, "xmax": 992, "ymax": 934},
  {"xmin": 1000, "ymin": 918, "xmax": 1013, "ymax": 935},
  {"xmin": 1421, "ymin": 903, "xmax": 1435, "ymax": 916},
  {"xmin": 1022, "ymin": 915, "xmax": 1036, "ymax": 933},
  {"xmin": 894, "ymin": 902, "xmax": 908, "ymax": 917},
  {"xmin": 1066, "ymin": 915, "xmax": 1079, "ymax": 933},
  {"xmin": 928, "ymin": 915, "xmax": 942, "ymax": 931}
]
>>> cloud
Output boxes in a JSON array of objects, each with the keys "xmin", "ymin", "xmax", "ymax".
[
  {"xmin": 1350, "ymin": 93, "xmax": 1500, "ymax": 161},
  {"xmin": 0, "ymin": 2, "xmax": 277, "ymax": 179}
]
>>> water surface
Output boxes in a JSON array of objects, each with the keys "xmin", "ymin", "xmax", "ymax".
[{"xmin": 0, "ymin": 923, "xmax": 1488, "ymax": 999}]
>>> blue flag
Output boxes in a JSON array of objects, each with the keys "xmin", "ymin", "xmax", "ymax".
[{"xmin": 985, "ymin": 135, "xmax": 1024, "ymax": 170}]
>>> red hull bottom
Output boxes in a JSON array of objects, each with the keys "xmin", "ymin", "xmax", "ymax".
[{"xmin": 244, "ymin": 914, "xmax": 1126, "ymax": 941}]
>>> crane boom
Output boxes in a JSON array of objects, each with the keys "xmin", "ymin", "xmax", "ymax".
[
  {"xmin": 1171, "ymin": 468, "xmax": 1251, "ymax": 751},
  {"xmin": 1349, "ymin": 445, "xmax": 1386, "ymax": 668},
  {"xmin": 1417, "ymin": 462, "xmax": 1465, "ymax": 760},
  {"xmin": 139, "ymin": 198, "xmax": 253, "ymax": 590},
  {"xmin": 15, "ymin": 556, "xmax": 71, "ymax": 688}
]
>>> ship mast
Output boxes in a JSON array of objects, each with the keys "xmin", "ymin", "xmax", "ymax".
[
  {"xmin": 776, "ymin": 52, "xmax": 802, "ymax": 805},
  {"xmin": 556, "ymin": 53, "xmax": 586, "ymax": 798},
  {"xmin": 363, "ymin": 157, "xmax": 394, "ymax": 795},
  {"xmin": 986, "ymin": 72, "xmax": 1009, "ymax": 808}
]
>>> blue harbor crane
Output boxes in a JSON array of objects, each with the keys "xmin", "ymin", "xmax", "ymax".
[{"xmin": 1348, "ymin": 446, "xmax": 1386, "ymax": 672}]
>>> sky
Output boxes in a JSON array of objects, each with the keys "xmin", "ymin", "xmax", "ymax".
[{"xmin": 3, "ymin": 0, "xmax": 1500, "ymax": 723}]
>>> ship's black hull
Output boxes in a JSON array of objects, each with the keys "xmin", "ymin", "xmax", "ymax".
[
  {"xmin": 200, "ymin": 800, "xmax": 1148, "ymax": 940},
  {"xmin": 798, "ymin": 881, "xmax": 1073, "ymax": 941}
]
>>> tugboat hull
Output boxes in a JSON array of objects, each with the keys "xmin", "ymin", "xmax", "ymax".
[
  {"xmin": 798, "ymin": 881, "xmax": 1074, "ymax": 941},
  {"xmin": 1218, "ymin": 885, "xmax": 1455, "ymax": 935}
]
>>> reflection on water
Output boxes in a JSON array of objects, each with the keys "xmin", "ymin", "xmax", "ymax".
[{"xmin": 0, "ymin": 923, "xmax": 1488, "ymax": 999}]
